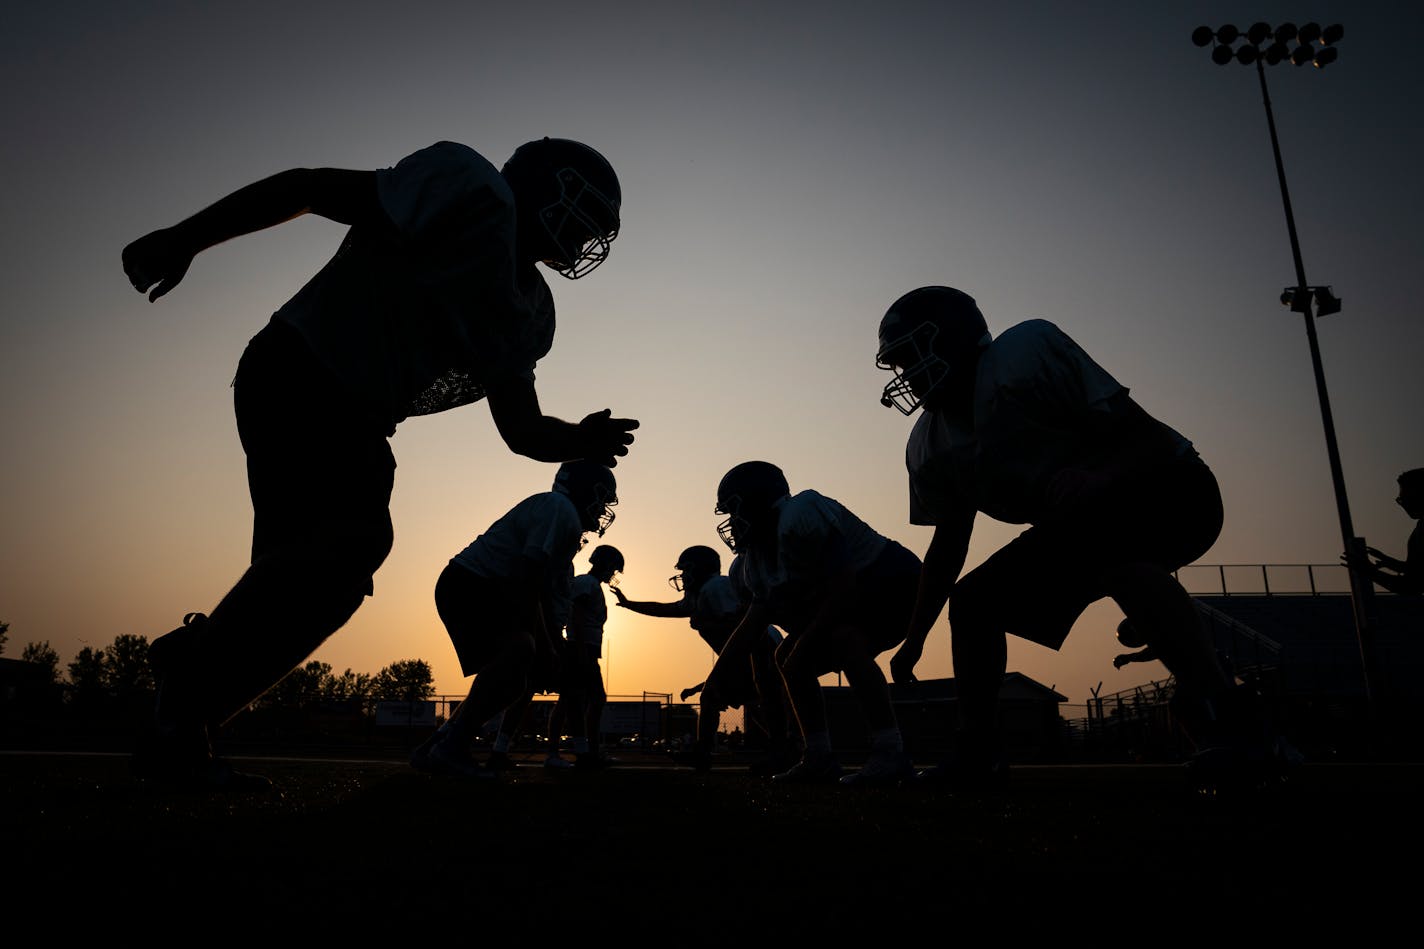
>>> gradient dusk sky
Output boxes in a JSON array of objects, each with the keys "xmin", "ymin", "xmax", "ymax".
[{"xmin": 2, "ymin": 2, "xmax": 1420, "ymax": 707}]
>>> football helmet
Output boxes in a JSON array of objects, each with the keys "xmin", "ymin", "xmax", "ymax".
[
  {"xmin": 876, "ymin": 286, "xmax": 989, "ymax": 415},
  {"xmin": 588, "ymin": 544, "xmax": 625, "ymax": 584},
  {"xmin": 670, "ymin": 544, "xmax": 722, "ymax": 593},
  {"xmin": 502, "ymin": 138, "xmax": 621, "ymax": 279},
  {"xmin": 715, "ymin": 461, "xmax": 790, "ymax": 553},
  {"xmin": 553, "ymin": 460, "xmax": 618, "ymax": 536}
]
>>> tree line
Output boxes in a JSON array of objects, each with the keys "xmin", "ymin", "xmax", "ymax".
[{"xmin": 0, "ymin": 620, "xmax": 435, "ymax": 710}]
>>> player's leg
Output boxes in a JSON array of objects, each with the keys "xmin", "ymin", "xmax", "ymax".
[
  {"xmin": 1095, "ymin": 458, "xmax": 1271, "ymax": 759},
  {"xmin": 546, "ymin": 690, "xmax": 575, "ymax": 768},
  {"xmin": 578, "ymin": 656, "xmax": 609, "ymax": 768},
  {"xmin": 419, "ymin": 566, "xmax": 536, "ymax": 776},
  {"xmin": 771, "ymin": 631, "xmax": 842, "ymax": 782},
  {"xmin": 832, "ymin": 622, "xmax": 913, "ymax": 785},
  {"xmin": 140, "ymin": 323, "xmax": 394, "ymax": 788},
  {"xmin": 836, "ymin": 543, "xmax": 920, "ymax": 784},
  {"xmin": 940, "ymin": 576, "xmax": 1011, "ymax": 783},
  {"xmin": 748, "ymin": 641, "xmax": 794, "ymax": 772},
  {"xmin": 675, "ymin": 679, "xmax": 722, "ymax": 770},
  {"xmin": 487, "ymin": 688, "xmax": 535, "ymax": 769}
]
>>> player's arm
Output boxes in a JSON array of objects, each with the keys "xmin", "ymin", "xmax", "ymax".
[
  {"xmin": 485, "ymin": 376, "xmax": 637, "ymax": 467},
  {"xmin": 611, "ymin": 588, "xmax": 692, "ymax": 618},
  {"xmin": 891, "ymin": 509, "xmax": 973, "ymax": 684},
  {"xmin": 123, "ymin": 168, "xmax": 382, "ymax": 302},
  {"xmin": 1113, "ymin": 647, "xmax": 1157, "ymax": 669},
  {"xmin": 704, "ymin": 601, "xmax": 774, "ymax": 694}
]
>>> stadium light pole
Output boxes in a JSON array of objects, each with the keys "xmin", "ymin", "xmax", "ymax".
[{"xmin": 1191, "ymin": 22, "xmax": 1381, "ymax": 706}]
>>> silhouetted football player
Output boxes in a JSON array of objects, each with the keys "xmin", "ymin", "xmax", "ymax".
[
  {"xmin": 614, "ymin": 545, "xmax": 791, "ymax": 772},
  {"xmin": 412, "ymin": 462, "xmax": 617, "ymax": 778},
  {"xmin": 876, "ymin": 286, "xmax": 1273, "ymax": 784},
  {"xmin": 705, "ymin": 462, "xmax": 920, "ymax": 786},
  {"xmin": 125, "ymin": 139, "xmax": 636, "ymax": 789}
]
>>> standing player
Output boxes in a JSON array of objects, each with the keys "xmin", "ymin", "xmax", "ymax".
[
  {"xmin": 551, "ymin": 544, "xmax": 624, "ymax": 769},
  {"xmin": 1346, "ymin": 468, "xmax": 1422, "ymax": 595},
  {"xmin": 613, "ymin": 546, "xmax": 790, "ymax": 772},
  {"xmin": 704, "ymin": 463, "xmax": 921, "ymax": 785},
  {"xmin": 875, "ymin": 286, "xmax": 1263, "ymax": 783},
  {"xmin": 124, "ymin": 138, "xmax": 637, "ymax": 788},
  {"xmin": 414, "ymin": 461, "xmax": 617, "ymax": 777}
]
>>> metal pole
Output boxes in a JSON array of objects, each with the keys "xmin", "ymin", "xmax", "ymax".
[{"xmin": 1254, "ymin": 59, "xmax": 1379, "ymax": 705}]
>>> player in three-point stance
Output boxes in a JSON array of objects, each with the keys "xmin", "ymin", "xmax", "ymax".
[
  {"xmin": 704, "ymin": 462, "xmax": 921, "ymax": 785},
  {"xmin": 876, "ymin": 285, "xmax": 1280, "ymax": 785},
  {"xmin": 123, "ymin": 138, "xmax": 636, "ymax": 788},
  {"xmin": 614, "ymin": 545, "xmax": 791, "ymax": 772}
]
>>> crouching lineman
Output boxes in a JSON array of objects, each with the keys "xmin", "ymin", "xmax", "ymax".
[
  {"xmin": 614, "ymin": 545, "xmax": 791, "ymax": 773},
  {"xmin": 704, "ymin": 462, "xmax": 921, "ymax": 786},
  {"xmin": 876, "ymin": 285, "xmax": 1282, "ymax": 786},
  {"xmin": 413, "ymin": 461, "xmax": 618, "ymax": 777}
]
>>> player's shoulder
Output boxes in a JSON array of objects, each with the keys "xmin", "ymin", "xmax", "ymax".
[
  {"xmin": 790, "ymin": 488, "xmax": 847, "ymax": 513},
  {"xmin": 699, "ymin": 575, "xmax": 733, "ymax": 602},
  {"xmin": 515, "ymin": 490, "xmax": 578, "ymax": 521},
  {"xmin": 786, "ymin": 488, "xmax": 831, "ymax": 509},
  {"xmin": 402, "ymin": 141, "xmax": 498, "ymax": 175},
  {"xmin": 983, "ymin": 318, "xmax": 1095, "ymax": 383},
  {"xmin": 384, "ymin": 142, "xmax": 515, "ymax": 213},
  {"xmin": 994, "ymin": 318, "xmax": 1072, "ymax": 351},
  {"xmin": 781, "ymin": 489, "xmax": 850, "ymax": 530}
]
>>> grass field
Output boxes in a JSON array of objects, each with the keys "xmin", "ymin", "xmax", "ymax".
[{"xmin": 4, "ymin": 750, "xmax": 1418, "ymax": 936}]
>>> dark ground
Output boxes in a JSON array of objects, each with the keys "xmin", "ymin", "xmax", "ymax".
[{"xmin": 4, "ymin": 750, "xmax": 1419, "ymax": 937}]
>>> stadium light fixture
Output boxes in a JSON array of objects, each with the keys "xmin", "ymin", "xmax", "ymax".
[{"xmin": 1190, "ymin": 23, "xmax": 1381, "ymax": 705}]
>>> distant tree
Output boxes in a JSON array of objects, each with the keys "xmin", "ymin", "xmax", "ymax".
[
  {"xmin": 320, "ymin": 668, "xmax": 374, "ymax": 705},
  {"xmin": 67, "ymin": 646, "xmax": 108, "ymax": 703},
  {"xmin": 373, "ymin": 659, "xmax": 435, "ymax": 702},
  {"xmin": 21, "ymin": 641, "xmax": 61, "ymax": 684},
  {"xmin": 103, "ymin": 633, "xmax": 154, "ymax": 696},
  {"xmin": 0, "ymin": 620, "xmax": 9, "ymax": 655},
  {"xmin": 263, "ymin": 660, "xmax": 333, "ymax": 707}
]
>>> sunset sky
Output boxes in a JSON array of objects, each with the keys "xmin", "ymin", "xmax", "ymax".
[{"xmin": 2, "ymin": 2, "xmax": 1420, "ymax": 709}]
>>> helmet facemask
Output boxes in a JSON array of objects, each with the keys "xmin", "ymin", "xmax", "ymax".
[
  {"xmin": 586, "ymin": 485, "xmax": 618, "ymax": 537},
  {"xmin": 714, "ymin": 495, "xmax": 752, "ymax": 553},
  {"xmin": 877, "ymin": 321, "xmax": 949, "ymax": 415},
  {"xmin": 540, "ymin": 167, "xmax": 620, "ymax": 279}
]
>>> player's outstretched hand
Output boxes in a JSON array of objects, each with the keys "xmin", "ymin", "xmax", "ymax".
[
  {"xmin": 1113, "ymin": 654, "xmax": 1129, "ymax": 670},
  {"xmin": 122, "ymin": 227, "xmax": 195, "ymax": 302},
  {"xmin": 611, "ymin": 587, "xmax": 629, "ymax": 607},
  {"xmin": 577, "ymin": 409, "xmax": 639, "ymax": 467},
  {"xmin": 889, "ymin": 640, "xmax": 922, "ymax": 684}
]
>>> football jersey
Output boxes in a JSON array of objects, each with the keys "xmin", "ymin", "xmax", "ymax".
[
  {"xmin": 451, "ymin": 492, "xmax": 583, "ymax": 607},
  {"xmin": 274, "ymin": 141, "xmax": 554, "ymax": 430},
  {"xmin": 567, "ymin": 572, "xmax": 609, "ymax": 650},
  {"xmin": 907, "ymin": 319, "xmax": 1191, "ymax": 526},
  {"xmin": 737, "ymin": 490, "xmax": 889, "ymax": 622}
]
